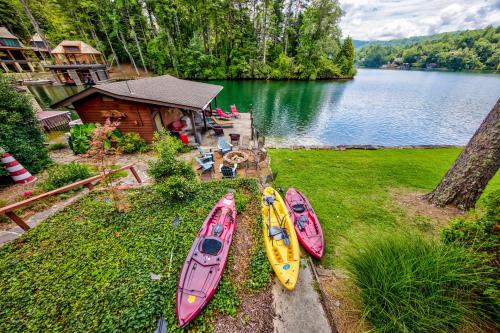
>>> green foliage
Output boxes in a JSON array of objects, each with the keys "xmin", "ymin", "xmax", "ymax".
[
  {"xmin": 46, "ymin": 142, "xmax": 68, "ymax": 151},
  {"xmin": 247, "ymin": 245, "xmax": 273, "ymax": 290},
  {"xmin": 0, "ymin": 179, "xmax": 260, "ymax": 332},
  {"xmin": 357, "ymin": 26, "xmax": 500, "ymax": 71},
  {"xmin": 4, "ymin": 0, "xmax": 354, "ymax": 80},
  {"xmin": 0, "ymin": 76, "xmax": 50, "ymax": 177},
  {"xmin": 37, "ymin": 162, "xmax": 94, "ymax": 192},
  {"xmin": 441, "ymin": 190, "xmax": 500, "ymax": 323},
  {"xmin": 116, "ymin": 132, "xmax": 149, "ymax": 154},
  {"xmin": 68, "ymin": 123, "xmax": 97, "ymax": 155},
  {"xmin": 154, "ymin": 175, "xmax": 201, "ymax": 202},
  {"xmin": 148, "ymin": 131, "xmax": 195, "ymax": 182},
  {"xmin": 344, "ymin": 232, "xmax": 495, "ymax": 332}
]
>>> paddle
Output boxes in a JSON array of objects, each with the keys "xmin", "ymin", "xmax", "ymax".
[{"xmin": 155, "ymin": 214, "xmax": 181, "ymax": 333}]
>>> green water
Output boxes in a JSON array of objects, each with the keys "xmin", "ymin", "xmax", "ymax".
[{"xmin": 29, "ymin": 69, "xmax": 500, "ymax": 146}]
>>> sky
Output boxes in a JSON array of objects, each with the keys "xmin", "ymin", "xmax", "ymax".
[{"xmin": 339, "ymin": 0, "xmax": 500, "ymax": 40}]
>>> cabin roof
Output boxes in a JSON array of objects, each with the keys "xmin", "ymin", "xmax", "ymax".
[
  {"xmin": 52, "ymin": 75, "xmax": 224, "ymax": 111},
  {"xmin": 52, "ymin": 40, "xmax": 101, "ymax": 54},
  {"xmin": 0, "ymin": 27, "xmax": 19, "ymax": 40}
]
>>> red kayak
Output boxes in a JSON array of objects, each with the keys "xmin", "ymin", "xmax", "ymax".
[
  {"xmin": 284, "ymin": 188, "xmax": 324, "ymax": 259},
  {"xmin": 176, "ymin": 193, "xmax": 236, "ymax": 327}
]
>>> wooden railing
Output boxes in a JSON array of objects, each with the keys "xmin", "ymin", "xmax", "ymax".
[{"xmin": 0, "ymin": 164, "xmax": 141, "ymax": 231}]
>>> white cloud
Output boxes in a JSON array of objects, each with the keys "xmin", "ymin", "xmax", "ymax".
[{"xmin": 340, "ymin": 0, "xmax": 500, "ymax": 40}]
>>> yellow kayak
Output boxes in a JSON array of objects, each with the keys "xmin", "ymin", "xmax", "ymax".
[{"xmin": 261, "ymin": 187, "xmax": 300, "ymax": 290}]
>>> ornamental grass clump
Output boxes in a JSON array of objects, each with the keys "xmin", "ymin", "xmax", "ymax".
[{"xmin": 344, "ymin": 232, "xmax": 493, "ymax": 333}]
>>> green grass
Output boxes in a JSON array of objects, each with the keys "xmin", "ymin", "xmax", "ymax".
[
  {"xmin": 0, "ymin": 179, "xmax": 264, "ymax": 332},
  {"xmin": 269, "ymin": 148, "xmax": 500, "ymax": 267}
]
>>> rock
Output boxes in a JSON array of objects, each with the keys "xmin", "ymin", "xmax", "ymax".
[
  {"xmin": 149, "ymin": 273, "xmax": 162, "ymax": 281},
  {"xmin": 333, "ymin": 300, "xmax": 341, "ymax": 307}
]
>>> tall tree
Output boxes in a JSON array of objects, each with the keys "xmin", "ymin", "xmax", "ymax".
[{"xmin": 424, "ymin": 99, "xmax": 500, "ymax": 210}]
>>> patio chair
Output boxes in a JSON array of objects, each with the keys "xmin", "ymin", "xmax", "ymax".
[
  {"xmin": 217, "ymin": 137, "xmax": 232, "ymax": 155},
  {"xmin": 210, "ymin": 124, "xmax": 224, "ymax": 137},
  {"xmin": 230, "ymin": 105, "xmax": 240, "ymax": 118},
  {"xmin": 220, "ymin": 164, "xmax": 237, "ymax": 179},
  {"xmin": 195, "ymin": 157, "xmax": 215, "ymax": 174},
  {"xmin": 197, "ymin": 146, "xmax": 214, "ymax": 162},
  {"xmin": 216, "ymin": 107, "xmax": 233, "ymax": 119}
]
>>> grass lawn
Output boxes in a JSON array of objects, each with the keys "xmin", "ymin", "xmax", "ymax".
[
  {"xmin": 269, "ymin": 148, "xmax": 500, "ymax": 267},
  {"xmin": 0, "ymin": 179, "xmax": 269, "ymax": 332}
]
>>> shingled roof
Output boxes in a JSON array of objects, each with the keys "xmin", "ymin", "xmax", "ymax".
[{"xmin": 52, "ymin": 75, "xmax": 224, "ymax": 111}]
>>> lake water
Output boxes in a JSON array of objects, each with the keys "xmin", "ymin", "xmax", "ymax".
[{"xmin": 30, "ymin": 69, "xmax": 500, "ymax": 146}]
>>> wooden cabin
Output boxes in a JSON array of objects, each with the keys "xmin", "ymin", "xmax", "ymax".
[
  {"xmin": 0, "ymin": 27, "xmax": 37, "ymax": 73},
  {"xmin": 45, "ymin": 40, "xmax": 109, "ymax": 85},
  {"xmin": 52, "ymin": 75, "xmax": 223, "ymax": 144}
]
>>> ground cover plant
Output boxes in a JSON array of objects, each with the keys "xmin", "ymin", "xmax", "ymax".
[
  {"xmin": 269, "ymin": 148, "xmax": 500, "ymax": 267},
  {"xmin": 0, "ymin": 178, "xmax": 265, "ymax": 332}
]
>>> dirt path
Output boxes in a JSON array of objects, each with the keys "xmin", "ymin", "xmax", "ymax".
[{"xmin": 214, "ymin": 194, "xmax": 274, "ymax": 333}]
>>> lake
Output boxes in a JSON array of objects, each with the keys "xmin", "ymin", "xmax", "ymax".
[{"xmin": 30, "ymin": 69, "xmax": 500, "ymax": 146}]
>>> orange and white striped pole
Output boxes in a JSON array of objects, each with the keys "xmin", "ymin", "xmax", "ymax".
[{"xmin": 1, "ymin": 149, "xmax": 36, "ymax": 184}]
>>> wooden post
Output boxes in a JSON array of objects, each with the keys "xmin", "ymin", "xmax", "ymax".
[
  {"xmin": 202, "ymin": 108, "xmax": 207, "ymax": 131},
  {"xmin": 5, "ymin": 211, "xmax": 30, "ymax": 231},
  {"xmin": 191, "ymin": 111, "xmax": 200, "ymax": 144},
  {"xmin": 130, "ymin": 166, "xmax": 142, "ymax": 183}
]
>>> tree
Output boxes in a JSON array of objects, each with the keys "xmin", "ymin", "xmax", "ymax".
[
  {"xmin": 424, "ymin": 99, "xmax": 500, "ymax": 210},
  {"xmin": 0, "ymin": 76, "xmax": 50, "ymax": 177}
]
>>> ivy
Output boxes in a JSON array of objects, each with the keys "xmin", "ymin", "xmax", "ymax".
[{"xmin": 0, "ymin": 179, "xmax": 263, "ymax": 332}]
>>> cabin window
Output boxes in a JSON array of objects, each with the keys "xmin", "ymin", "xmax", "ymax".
[{"xmin": 102, "ymin": 96, "xmax": 114, "ymax": 102}]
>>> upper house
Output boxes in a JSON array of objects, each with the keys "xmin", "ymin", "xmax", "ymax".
[
  {"xmin": 29, "ymin": 33, "xmax": 51, "ymax": 64},
  {"xmin": 45, "ymin": 40, "xmax": 110, "ymax": 86},
  {"xmin": 0, "ymin": 26, "xmax": 38, "ymax": 73}
]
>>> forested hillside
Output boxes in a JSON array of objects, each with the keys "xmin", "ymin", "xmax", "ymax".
[
  {"xmin": 356, "ymin": 27, "xmax": 499, "ymax": 71},
  {"xmin": 1, "ymin": 0, "xmax": 355, "ymax": 80}
]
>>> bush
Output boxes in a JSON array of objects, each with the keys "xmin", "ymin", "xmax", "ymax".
[
  {"xmin": 148, "ymin": 132, "xmax": 195, "ymax": 182},
  {"xmin": 442, "ymin": 190, "xmax": 499, "ymax": 324},
  {"xmin": 37, "ymin": 162, "xmax": 94, "ymax": 192},
  {"xmin": 0, "ymin": 76, "xmax": 50, "ymax": 176},
  {"xmin": 68, "ymin": 123, "xmax": 96, "ymax": 154},
  {"xmin": 46, "ymin": 143, "xmax": 68, "ymax": 151},
  {"xmin": 117, "ymin": 132, "xmax": 149, "ymax": 154},
  {"xmin": 344, "ymin": 232, "xmax": 494, "ymax": 332},
  {"xmin": 154, "ymin": 175, "xmax": 201, "ymax": 202}
]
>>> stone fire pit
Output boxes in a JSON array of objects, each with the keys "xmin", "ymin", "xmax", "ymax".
[{"xmin": 223, "ymin": 151, "xmax": 249, "ymax": 168}]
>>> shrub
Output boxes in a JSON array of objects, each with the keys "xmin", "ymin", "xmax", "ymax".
[
  {"xmin": 46, "ymin": 143, "xmax": 68, "ymax": 151},
  {"xmin": 117, "ymin": 132, "xmax": 149, "ymax": 154},
  {"xmin": 0, "ymin": 76, "xmax": 50, "ymax": 176},
  {"xmin": 148, "ymin": 132, "xmax": 195, "ymax": 182},
  {"xmin": 154, "ymin": 175, "xmax": 201, "ymax": 202},
  {"xmin": 153, "ymin": 130, "xmax": 191, "ymax": 154},
  {"xmin": 37, "ymin": 162, "xmax": 94, "ymax": 192},
  {"xmin": 344, "ymin": 232, "xmax": 493, "ymax": 332},
  {"xmin": 68, "ymin": 123, "xmax": 96, "ymax": 154},
  {"xmin": 442, "ymin": 190, "xmax": 499, "ymax": 324}
]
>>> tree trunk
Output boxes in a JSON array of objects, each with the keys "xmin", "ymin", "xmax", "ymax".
[
  {"xmin": 118, "ymin": 30, "xmax": 140, "ymax": 76},
  {"xmin": 262, "ymin": 0, "xmax": 269, "ymax": 63},
  {"xmin": 283, "ymin": 0, "xmax": 293, "ymax": 56},
  {"xmin": 424, "ymin": 99, "xmax": 500, "ymax": 210},
  {"xmin": 19, "ymin": 0, "xmax": 54, "ymax": 60}
]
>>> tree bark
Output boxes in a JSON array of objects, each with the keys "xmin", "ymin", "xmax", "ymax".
[
  {"xmin": 118, "ymin": 30, "xmax": 140, "ymax": 76},
  {"xmin": 424, "ymin": 98, "xmax": 500, "ymax": 210}
]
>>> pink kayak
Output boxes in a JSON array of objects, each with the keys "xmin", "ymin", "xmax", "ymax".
[
  {"xmin": 284, "ymin": 188, "xmax": 324, "ymax": 259},
  {"xmin": 176, "ymin": 193, "xmax": 236, "ymax": 327}
]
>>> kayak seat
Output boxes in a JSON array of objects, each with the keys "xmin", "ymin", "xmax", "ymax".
[
  {"xmin": 292, "ymin": 204, "xmax": 306, "ymax": 213},
  {"xmin": 212, "ymin": 223, "xmax": 223, "ymax": 237},
  {"xmin": 297, "ymin": 215, "xmax": 308, "ymax": 230},
  {"xmin": 201, "ymin": 237, "xmax": 222, "ymax": 256}
]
